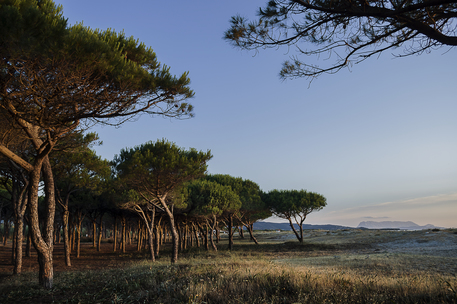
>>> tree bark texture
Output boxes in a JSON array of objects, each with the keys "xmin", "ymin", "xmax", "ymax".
[
  {"xmin": 245, "ymin": 224, "xmax": 259, "ymax": 245},
  {"xmin": 13, "ymin": 216, "xmax": 24, "ymax": 274},
  {"xmin": 113, "ymin": 217, "xmax": 117, "ymax": 252},
  {"xmin": 287, "ymin": 218, "xmax": 302, "ymax": 242},
  {"xmin": 209, "ymin": 216, "xmax": 218, "ymax": 251},
  {"xmin": 121, "ymin": 216, "xmax": 126, "ymax": 253},
  {"xmin": 12, "ymin": 177, "xmax": 28, "ymax": 274},
  {"xmin": 97, "ymin": 214, "xmax": 103, "ymax": 252},
  {"xmin": 228, "ymin": 214, "xmax": 234, "ymax": 251},
  {"xmin": 28, "ymin": 157, "xmax": 55, "ymax": 289},
  {"xmin": 92, "ymin": 221, "xmax": 96, "ymax": 248},
  {"xmin": 62, "ymin": 209, "xmax": 71, "ymax": 266}
]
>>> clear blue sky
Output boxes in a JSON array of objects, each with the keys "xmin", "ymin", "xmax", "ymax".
[{"xmin": 54, "ymin": 0, "xmax": 457, "ymax": 228}]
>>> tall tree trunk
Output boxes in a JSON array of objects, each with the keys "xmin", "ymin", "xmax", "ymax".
[
  {"xmin": 184, "ymin": 224, "xmax": 188, "ymax": 250},
  {"xmin": 92, "ymin": 221, "xmax": 96, "ymax": 248},
  {"xmin": 28, "ymin": 157, "xmax": 55, "ymax": 289},
  {"xmin": 11, "ymin": 223, "xmax": 16, "ymax": 264},
  {"xmin": 159, "ymin": 198, "xmax": 179, "ymax": 263},
  {"xmin": 190, "ymin": 224, "xmax": 195, "ymax": 248},
  {"xmin": 13, "ymin": 177, "xmax": 28, "ymax": 274},
  {"xmin": 3, "ymin": 220, "xmax": 9, "ymax": 246},
  {"xmin": 62, "ymin": 209, "xmax": 71, "ymax": 266},
  {"xmin": 121, "ymin": 216, "xmax": 126, "ymax": 253},
  {"xmin": 177, "ymin": 224, "xmax": 182, "ymax": 252},
  {"xmin": 202, "ymin": 224, "xmax": 209, "ymax": 250},
  {"xmin": 239, "ymin": 226, "xmax": 244, "ymax": 239},
  {"xmin": 69, "ymin": 222, "xmax": 74, "ymax": 251},
  {"xmin": 56, "ymin": 223, "xmax": 60, "ymax": 243},
  {"xmin": 168, "ymin": 214, "xmax": 179, "ymax": 263},
  {"xmin": 209, "ymin": 215, "xmax": 218, "ymax": 251},
  {"xmin": 136, "ymin": 219, "xmax": 141, "ymax": 252},
  {"xmin": 113, "ymin": 217, "xmax": 117, "ymax": 252},
  {"xmin": 53, "ymin": 220, "xmax": 58, "ymax": 244},
  {"xmin": 154, "ymin": 217, "xmax": 162, "ymax": 258},
  {"xmin": 147, "ymin": 206, "xmax": 155, "ymax": 261},
  {"xmin": 228, "ymin": 213, "xmax": 234, "ymax": 251},
  {"xmin": 192, "ymin": 224, "xmax": 200, "ymax": 247},
  {"xmin": 75, "ymin": 212, "xmax": 84, "ymax": 258},
  {"xmin": 13, "ymin": 215, "xmax": 24, "ymax": 273},
  {"xmin": 97, "ymin": 214, "xmax": 103, "ymax": 252},
  {"xmin": 128, "ymin": 222, "xmax": 132, "ymax": 245}
]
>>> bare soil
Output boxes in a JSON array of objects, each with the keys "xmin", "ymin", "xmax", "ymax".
[{"xmin": 0, "ymin": 241, "xmax": 142, "ymax": 283}]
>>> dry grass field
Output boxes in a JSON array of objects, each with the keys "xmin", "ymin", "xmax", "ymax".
[{"xmin": 0, "ymin": 228, "xmax": 456, "ymax": 303}]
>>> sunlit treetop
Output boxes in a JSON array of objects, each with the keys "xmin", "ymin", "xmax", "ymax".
[{"xmin": 0, "ymin": 0, "xmax": 194, "ymax": 139}]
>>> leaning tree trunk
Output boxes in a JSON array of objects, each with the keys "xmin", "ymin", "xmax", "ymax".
[
  {"xmin": 168, "ymin": 214, "xmax": 179, "ymax": 263},
  {"xmin": 28, "ymin": 157, "xmax": 55, "ymax": 289},
  {"xmin": 245, "ymin": 224, "xmax": 259, "ymax": 245},
  {"xmin": 158, "ymin": 198, "xmax": 179, "ymax": 263},
  {"xmin": 287, "ymin": 217, "xmax": 302, "ymax": 242}
]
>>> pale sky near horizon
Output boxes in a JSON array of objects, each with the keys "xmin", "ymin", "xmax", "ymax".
[{"xmin": 54, "ymin": 0, "xmax": 457, "ymax": 228}]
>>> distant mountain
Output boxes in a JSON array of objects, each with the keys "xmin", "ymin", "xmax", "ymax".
[
  {"xmin": 357, "ymin": 221, "xmax": 439, "ymax": 230},
  {"xmin": 253, "ymin": 222, "xmax": 351, "ymax": 231}
]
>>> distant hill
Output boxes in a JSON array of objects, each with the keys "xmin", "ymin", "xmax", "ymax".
[
  {"xmin": 357, "ymin": 221, "xmax": 439, "ymax": 230},
  {"xmin": 253, "ymin": 222, "xmax": 351, "ymax": 231}
]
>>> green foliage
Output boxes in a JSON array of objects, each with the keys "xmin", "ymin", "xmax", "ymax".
[
  {"xmin": 51, "ymin": 132, "xmax": 110, "ymax": 195},
  {"xmin": 0, "ymin": 0, "xmax": 67, "ymax": 55},
  {"xmin": 184, "ymin": 179, "xmax": 241, "ymax": 217},
  {"xmin": 204, "ymin": 174, "xmax": 268, "ymax": 219},
  {"xmin": 1, "ymin": 0, "xmax": 194, "ymax": 137},
  {"xmin": 113, "ymin": 139, "xmax": 213, "ymax": 206},
  {"xmin": 264, "ymin": 189, "xmax": 327, "ymax": 220}
]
